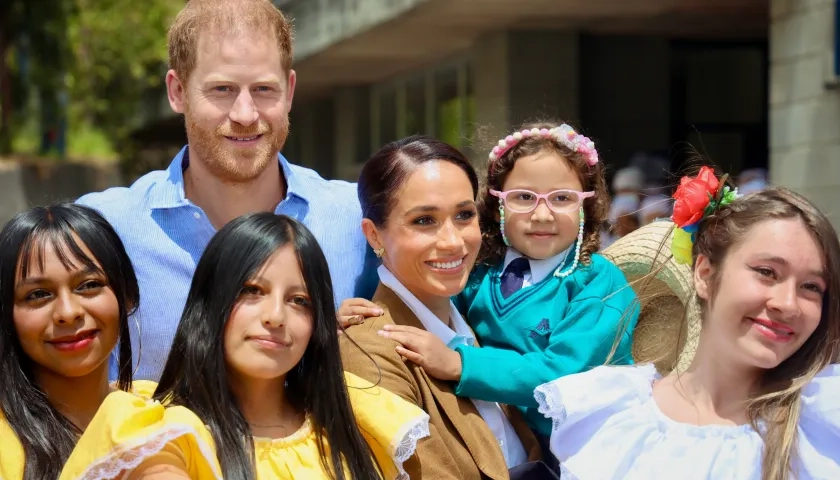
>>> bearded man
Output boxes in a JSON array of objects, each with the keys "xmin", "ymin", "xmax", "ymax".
[{"xmin": 77, "ymin": 0, "xmax": 376, "ymax": 381}]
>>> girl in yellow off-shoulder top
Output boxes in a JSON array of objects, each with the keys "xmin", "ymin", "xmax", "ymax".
[
  {"xmin": 61, "ymin": 214, "xmax": 430, "ymax": 480},
  {"xmin": 0, "ymin": 204, "xmax": 142, "ymax": 480}
]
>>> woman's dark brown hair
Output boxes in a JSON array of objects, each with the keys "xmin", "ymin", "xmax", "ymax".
[
  {"xmin": 358, "ymin": 135, "xmax": 479, "ymax": 226},
  {"xmin": 477, "ymin": 120, "xmax": 609, "ymax": 265}
]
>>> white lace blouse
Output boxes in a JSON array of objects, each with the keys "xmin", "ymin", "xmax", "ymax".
[{"xmin": 534, "ymin": 363, "xmax": 840, "ymax": 480}]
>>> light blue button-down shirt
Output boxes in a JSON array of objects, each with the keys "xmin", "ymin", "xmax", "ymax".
[{"xmin": 77, "ymin": 147, "xmax": 378, "ymax": 381}]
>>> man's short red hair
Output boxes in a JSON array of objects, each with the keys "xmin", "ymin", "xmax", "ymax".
[{"xmin": 168, "ymin": 0, "xmax": 294, "ymax": 83}]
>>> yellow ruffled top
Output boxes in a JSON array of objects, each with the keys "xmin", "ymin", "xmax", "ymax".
[
  {"xmin": 0, "ymin": 411, "xmax": 25, "ymax": 480},
  {"xmin": 0, "ymin": 380, "xmax": 158, "ymax": 480},
  {"xmin": 60, "ymin": 372, "xmax": 430, "ymax": 480}
]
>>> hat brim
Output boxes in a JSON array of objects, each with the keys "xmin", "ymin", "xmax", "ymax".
[{"xmin": 602, "ymin": 220, "xmax": 700, "ymax": 374}]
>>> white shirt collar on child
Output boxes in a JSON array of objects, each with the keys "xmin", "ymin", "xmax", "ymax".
[{"xmin": 499, "ymin": 245, "xmax": 573, "ymax": 287}]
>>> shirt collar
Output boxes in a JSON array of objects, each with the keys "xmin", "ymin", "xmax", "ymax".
[
  {"xmin": 277, "ymin": 152, "xmax": 309, "ymax": 204},
  {"xmin": 149, "ymin": 146, "xmax": 310, "ymax": 210},
  {"xmin": 148, "ymin": 147, "xmax": 189, "ymax": 209},
  {"xmin": 377, "ymin": 265, "xmax": 474, "ymax": 348},
  {"xmin": 499, "ymin": 246, "xmax": 572, "ymax": 284}
]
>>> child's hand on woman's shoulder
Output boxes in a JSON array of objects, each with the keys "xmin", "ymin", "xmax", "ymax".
[
  {"xmin": 337, "ymin": 297, "xmax": 383, "ymax": 332},
  {"xmin": 378, "ymin": 325, "xmax": 463, "ymax": 381}
]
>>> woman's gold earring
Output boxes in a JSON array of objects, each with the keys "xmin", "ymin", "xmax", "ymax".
[{"xmin": 374, "ymin": 247, "xmax": 385, "ymax": 258}]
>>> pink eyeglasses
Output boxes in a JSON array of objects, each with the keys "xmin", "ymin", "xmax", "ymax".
[{"xmin": 490, "ymin": 189, "xmax": 594, "ymax": 213}]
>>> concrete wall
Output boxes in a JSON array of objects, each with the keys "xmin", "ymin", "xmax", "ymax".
[
  {"xmin": 472, "ymin": 30, "xmax": 580, "ymax": 150},
  {"xmin": 0, "ymin": 164, "xmax": 29, "ymax": 225},
  {"xmin": 471, "ymin": 31, "xmax": 677, "ymax": 170},
  {"xmin": 283, "ymin": 0, "xmax": 430, "ymax": 61},
  {"xmin": 0, "ymin": 163, "xmax": 122, "ymax": 225},
  {"xmin": 332, "ymin": 86, "xmax": 370, "ymax": 181},
  {"xmin": 770, "ymin": 0, "xmax": 840, "ymax": 227}
]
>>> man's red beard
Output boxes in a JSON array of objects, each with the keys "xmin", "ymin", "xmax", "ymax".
[{"xmin": 183, "ymin": 107, "xmax": 289, "ymax": 183}]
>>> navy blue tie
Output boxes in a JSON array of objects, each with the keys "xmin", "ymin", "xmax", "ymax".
[{"xmin": 501, "ymin": 257, "xmax": 530, "ymax": 299}]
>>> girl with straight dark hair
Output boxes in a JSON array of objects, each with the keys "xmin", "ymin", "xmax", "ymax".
[
  {"xmin": 0, "ymin": 204, "xmax": 139, "ymax": 479},
  {"xmin": 74, "ymin": 213, "xmax": 428, "ymax": 480}
]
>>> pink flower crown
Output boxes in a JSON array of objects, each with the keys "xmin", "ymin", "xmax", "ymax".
[{"xmin": 488, "ymin": 124, "xmax": 599, "ymax": 166}]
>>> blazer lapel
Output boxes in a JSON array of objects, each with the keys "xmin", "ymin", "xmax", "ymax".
[
  {"xmin": 422, "ymin": 372, "xmax": 510, "ymax": 479},
  {"xmin": 372, "ymin": 285, "xmax": 510, "ymax": 480}
]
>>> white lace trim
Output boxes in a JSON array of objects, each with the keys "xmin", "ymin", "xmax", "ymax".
[
  {"xmin": 390, "ymin": 412, "xmax": 431, "ymax": 480},
  {"xmin": 74, "ymin": 423, "xmax": 221, "ymax": 480},
  {"xmin": 534, "ymin": 382, "xmax": 568, "ymax": 433}
]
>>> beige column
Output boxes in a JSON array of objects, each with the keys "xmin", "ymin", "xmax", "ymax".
[{"xmin": 770, "ymin": 0, "xmax": 840, "ymax": 227}]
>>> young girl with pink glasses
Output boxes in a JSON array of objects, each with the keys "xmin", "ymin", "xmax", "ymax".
[{"xmin": 377, "ymin": 121, "xmax": 639, "ymax": 464}]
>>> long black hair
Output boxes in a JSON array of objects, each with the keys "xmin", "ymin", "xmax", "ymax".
[
  {"xmin": 154, "ymin": 213, "xmax": 383, "ymax": 479},
  {"xmin": 0, "ymin": 204, "xmax": 137, "ymax": 480}
]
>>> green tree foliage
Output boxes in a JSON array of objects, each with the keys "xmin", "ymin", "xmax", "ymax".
[
  {"xmin": 67, "ymin": 0, "xmax": 180, "ymax": 139},
  {"xmin": 0, "ymin": 0, "xmax": 180, "ymax": 157},
  {"xmin": 0, "ymin": 0, "xmax": 71, "ymax": 154}
]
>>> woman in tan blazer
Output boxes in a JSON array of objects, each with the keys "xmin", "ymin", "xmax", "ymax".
[{"xmin": 340, "ymin": 136, "xmax": 544, "ymax": 480}]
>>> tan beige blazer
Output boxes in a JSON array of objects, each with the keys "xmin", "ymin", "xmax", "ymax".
[{"xmin": 340, "ymin": 284, "xmax": 542, "ymax": 480}]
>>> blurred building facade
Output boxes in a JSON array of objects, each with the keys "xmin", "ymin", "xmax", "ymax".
[
  {"xmin": 125, "ymin": 0, "xmax": 838, "ymax": 225},
  {"xmin": 770, "ymin": 0, "xmax": 840, "ymax": 221},
  {"xmin": 279, "ymin": 0, "xmax": 770, "ymax": 189}
]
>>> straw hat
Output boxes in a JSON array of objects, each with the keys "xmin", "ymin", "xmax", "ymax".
[{"xmin": 601, "ymin": 220, "xmax": 701, "ymax": 374}]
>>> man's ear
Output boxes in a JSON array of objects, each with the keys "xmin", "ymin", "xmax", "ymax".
[
  {"xmin": 285, "ymin": 69, "xmax": 296, "ymax": 113},
  {"xmin": 166, "ymin": 69, "xmax": 187, "ymax": 114}
]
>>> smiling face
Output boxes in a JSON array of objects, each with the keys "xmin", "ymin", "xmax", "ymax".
[
  {"xmin": 364, "ymin": 161, "xmax": 481, "ymax": 305},
  {"xmin": 167, "ymin": 29, "xmax": 296, "ymax": 183},
  {"xmin": 695, "ymin": 218, "xmax": 826, "ymax": 370},
  {"xmin": 12, "ymin": 238, "xmax": 120, "ymax": 380},
  {"xmin": 224, "ymin": 244, "xmax": 313, "ymax": 385},
  {"xmin": 500, "ymin": 150, "xmax": 583, "ymax": 260}
]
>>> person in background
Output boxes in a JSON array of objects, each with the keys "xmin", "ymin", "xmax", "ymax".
[
  {"xmin": 602, "ymin": 193, "xmax": 641, "ymax": 248},
  {"xmin": 638, "ymin": 193, "xmax": 673, "ymax": 226},
  {"xmin": 602, "ymin": 166, "xmax": 645, "ymax": 246},
  {"xmin": 612, "ymin": 166, "xmax": 645, "ymax": 198},
  {"xmin": 738, "ymin": 168, "xmax": 769, "ymax": 195}
]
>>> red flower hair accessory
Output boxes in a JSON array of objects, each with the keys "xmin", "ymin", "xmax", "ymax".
[{"xmin": 670, "ymin": 166, "xmax": 740, "ymax": 264}]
